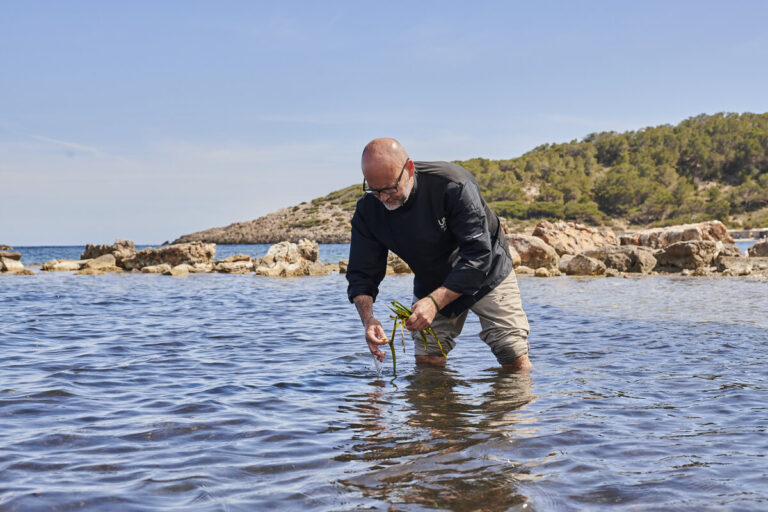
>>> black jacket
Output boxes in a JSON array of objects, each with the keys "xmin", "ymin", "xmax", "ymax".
[{"xmin": 346, "ymin": 161, "xmax": 513, "ymax": 317}]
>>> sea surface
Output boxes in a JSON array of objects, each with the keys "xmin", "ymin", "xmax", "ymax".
[{"xmin": 1, "ymin": 245, "xmax": 767, "ymax": 511}]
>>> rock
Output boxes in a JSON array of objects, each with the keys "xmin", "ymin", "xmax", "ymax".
[
  {"xmin": 189, "ymin": 263, "xmax": 214, "ymax": 273},
  {"xmin": 17, "ymin": 269, "xmax": 35, "ymax": 276},
  {"xmin": 81, "ymin": 239, "xmax": 136, "ymax": 266},
  {"xmin": 717, "ymin": 256, "xmax": 752, "ymax": 276},
  {"xmin": 338, "ymin": 259, "xmax": 349, "ymax": 274},
  {"xmin": 619, "ymin": 221, "xmax": 733, "ymax": 249},
  {"xmin": 122, "ymin": 242, "xmax": 216, "ymax": 271},
  {"xmin": 693, "ymin": 267, "xmax": 714, "ymax": 277},
  {"xmin": 214, "ymin": 260, "xmax": 254, "ymax": 273},
  {"xmin": 165, "ymin": 265, "xmax": 189, "ymax": 277},
  {"xmin": 0, "ymin": 251, "xmax": 22, "ymax": 260},
  {"xmin": 508, "ymin": 234, "xmax": 560, "ymax": 270},
  {"xmin": 142, "ymin": 264, "xmax": 172, "ymax": 274},
  {"xmin": 582, "ymin": 245, "xmax": 657, "ymax": 274},
  {"xmin": 565, "ymin": 254, "xmax": 606, "ymax": 276},
  {"xmin": 515, "ymin": 265, "xmax": 534, "ymax": 275},
  {"xmin": 558, "ymin": 254, "xmax": 574, "ymax": 273},
  {"xmin": 254, "ymin": 240, "xmax": 331, "ymax": 277},
  {"xmin": 655, "ymin": 240, "xmax": 721, "ymax": 270},
  {"xmin": 718, "ymin": 244, "xmax": 743, "ymax": 259},
  {"xmin": 83, "ymin": 254, "xmax": 117, "ymax": 270},
  {"xmin": 0, "ymin": 244, "xmax": 12, "ymax": 251},
  {"xmin": 605, "ymin": 268, "xmax": 621, "ymax": 277},
  {"xmin": 387, "ymin": 252, "xmax": 412, "ymax": 274},
  {"xmin": 1, "ymin": 257, "xmax": 25, "ymax": 273},
  {"xmin": 508, "ymin": 245, "xmax": 521, "ymax": 267},
  {"xmin": 535, "ymin": 267, "xmax": 560, "ymax": 277},
  {"xmin": 77, "ymin": 266, "xmax": 123, "ymax": 275},
  {"xmin": 748, "ymin": 240, "xmax": 768, "ymax": 257},
  {"xmin": 532, "ymin": 220, "xmax": 618, "ymax": 256},
  {"xmin": 216, "ymin": 254, "xmax": 252, "ymax": 263},
  {"xmin": 42, "ymin": 259, "xmax": 85, "ymax": 272},
  {"xmin": 297, "ymin": 239, "xmax": 319, "ymax": 262}
]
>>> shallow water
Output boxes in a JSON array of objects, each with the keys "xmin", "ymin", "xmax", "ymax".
[{"xmin": 1, "ymin": 271, "xmax": 766, "ymax": 511}]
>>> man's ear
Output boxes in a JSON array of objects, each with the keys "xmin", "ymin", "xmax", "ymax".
[{"xmin": 407, "ymin": 159, "xmax": 415, "ymax": 176}]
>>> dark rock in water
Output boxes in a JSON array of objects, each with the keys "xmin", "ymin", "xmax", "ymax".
[
  {"xmin": 338, "ymin": 259, "xmax": 349, "ymax": 274},
  {"xmin": 122, "ymin": 242, "xmax": 216, "ymax": 271},
  {"xmin": 582, "ymin": 245, "xmax": 657, "ymax": 274},
  {"xmin": 565, "ymin": 254, "xmax": 606, "ymax": 276},
  {"xmin": 748, "ymin": 240, "xmax": 768, "ymax": 257},
  {"xmin": 0, "ymin": 251, "xmax": 22, "ymax": 261}
]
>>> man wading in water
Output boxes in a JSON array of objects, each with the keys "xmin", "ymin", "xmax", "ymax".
[{"xmin": 346, "ymin": 138, "xmax": 531, "ymax": 371}]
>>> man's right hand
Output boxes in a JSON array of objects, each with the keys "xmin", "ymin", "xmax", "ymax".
[{"xmin": 365, "ymin": 318, "xmax": 390, "ymax": 362}]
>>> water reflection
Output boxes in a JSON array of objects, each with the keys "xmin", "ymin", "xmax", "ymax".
[{"xmin": 336, "ymin": 368, "xmax": 537, "ymax": 510}]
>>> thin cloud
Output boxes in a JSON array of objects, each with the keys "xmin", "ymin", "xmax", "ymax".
[{"xmin": 28, "ymin": 134, "xmax": 101, "ymax": 154}]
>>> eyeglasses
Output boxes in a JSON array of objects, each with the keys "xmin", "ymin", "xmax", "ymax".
[{"xmin": 362, "ymin": 159, "xmax": 410, "ymax": 196}]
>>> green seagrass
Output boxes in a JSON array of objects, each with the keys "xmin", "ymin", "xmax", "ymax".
[{"xmin": 385, "ymin": 300, "xmax": 447, "ymax": 376}]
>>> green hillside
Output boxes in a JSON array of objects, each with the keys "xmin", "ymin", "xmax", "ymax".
[{"xmin": 318, "ymin": 113, "xmax": 768, "ymax": 228}]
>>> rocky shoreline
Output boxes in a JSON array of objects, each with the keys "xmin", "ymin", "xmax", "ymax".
[{"xmin": 3, "ymin": 220, "xmax": 768, "ymax": 279}]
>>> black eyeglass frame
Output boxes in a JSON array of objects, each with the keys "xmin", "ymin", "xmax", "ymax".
[{"xmin": 362, "ymin": 159, "xmax": 410, "ymax": 196}]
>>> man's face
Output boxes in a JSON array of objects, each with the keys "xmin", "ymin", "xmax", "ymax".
[{"xmin": 363, "ymin": 159, "xmax": 413, "ymax": 211}]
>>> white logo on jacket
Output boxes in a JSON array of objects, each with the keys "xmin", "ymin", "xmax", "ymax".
[{"xmin": 437, "ymin": 217, "xmax": 447, "ymax": 231}]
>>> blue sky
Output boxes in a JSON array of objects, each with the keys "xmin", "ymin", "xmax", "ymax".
[{"xmin": 2, "ymin": 1, "xmax": 767, "ymax": 244}]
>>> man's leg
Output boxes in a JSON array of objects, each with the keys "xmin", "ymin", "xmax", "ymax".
[
  {"xmin": 471, "ymin": 270, "xmax": 532, "ymax": 372},
  {"xmin": 412, "ymin": 307, "xmax": 467, "ymax": 366}
]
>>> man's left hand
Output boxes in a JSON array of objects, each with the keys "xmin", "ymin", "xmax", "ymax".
[{"xmin": 406, "ymin": 297, "xmax": 438, "ymax": 332}]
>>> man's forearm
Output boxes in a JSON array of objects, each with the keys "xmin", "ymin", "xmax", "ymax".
[
  {"xmin": 352, "ymin": 295, "xmax": 375, "ymax": 326},
  {"xmin": 428, "ymin": 286, "xmax": 461, "ymax": 310}
]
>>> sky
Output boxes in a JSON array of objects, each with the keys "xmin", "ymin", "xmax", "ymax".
[{"xmin": 2, "ymin": 1, "xmax": 768, "ymax": 245}]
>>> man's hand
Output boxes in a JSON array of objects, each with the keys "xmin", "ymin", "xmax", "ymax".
[
  {"xmin": 405, "ymin": 296, "xmax": 438, "ymax": 332},
  {"xmin": 365, "ymin": 318, "xmax": 390, "ymax": 362}
]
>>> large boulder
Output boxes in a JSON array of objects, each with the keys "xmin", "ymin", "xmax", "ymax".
[
  {"xmin": 582, "ymin": 245, "xmax": 657, "ymax": 274},
  {"xmin": 508, "ymin": 234, "xmax": 560, "ymax": 271},
  {"xmin": 655, "ymin": 240, "xmax": 722, "ymax": 270},
  {"xmin": 81, "ymin": 239, "xmax": 136, "ymax": 266},
  {"xmin": 565, "ymin": 254, "xmax": 606, "ymax": 276},
  {"xmin": 748, "ymin": 240, "xmax": 768, "ymax": 257},
  {"xmin": 122, "ymin": 242, "xmax": 216, "ymax": 271},
  {"xmin": 1, "ymin": 257, "xmax": 25, "ymax": 273},
  {"xmin": 0, "ymin": 251, "xmax": 22, "ymax": 261},
  {"xmin": 254, "ymin": 239, "xmax": 331, "ymax": 277},
  {"xmin": 620, "ymin": 221, "xmax": 733, "ymax": 249},
  {"xmin": 532, "ymin": 220, "xmax": 618, "ymax": 256}
]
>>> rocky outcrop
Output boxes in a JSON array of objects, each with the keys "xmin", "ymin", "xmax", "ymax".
[
  {"xmin": 254, "ymin": 239, "xmax": 331, "ymax": 277},
  {"xmin": 508, "ymin": 234, "xmax": 559, "ymax": 270},
  {"xmin": 717, "ymin": 257, "xmax": 752, "ymax": 276},
  {"xmin": 75, "ymin": 254, "xmax": 123, "ymax": 274},
  {"xmin": 43, "ymin": 259, "xmax": 85, "ymax": 272},
  {"xmin": 581, "ymin": 245, "xmax": 657, "ymax": 274},
  {"xmin": 387, "ymin": 253, "xmax": 412, "ymax": 274},
  {"xmin": 532, "ymin": 220, "xmax": 618, "ymax": 256},
  {"xmin": 173, "ymin": 203, "xmax": 354, "ymax": 244},
  {"xmin": 655, "ymin": 240, "xmax": 723, "ymax": 270},
  {"xmin": 0, "ymin": 250, "xmax": 22, "ymax": 261},
  {"xmin": 214, "ymin": 254, "xmax": 255, "ymax": 274},
  {"xmin": 81, "ymin": 239, "xmax": 136, "ymax": 266},
  {"xmin": 565, "ymin": 254, "xmax": 606, "ymax": 276},
  {"xmin": 122, "ymin": 242, "xmax": 216, "ymax": 271},
  {"xmin": 619, "ymin": 221, "xmax": 733, "ymax": 249},
  {"xmin": 0, "ymin": 244, "xmax": 12, "ymax": 251},
  {"xmin": 748, "ymin": 240, "xmax": 768, "ymax": 257}
]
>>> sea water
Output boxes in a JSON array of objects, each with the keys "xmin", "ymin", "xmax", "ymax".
[{"xmin": 1, "ymin": 249, "xmax": 767, "ymax": 510}]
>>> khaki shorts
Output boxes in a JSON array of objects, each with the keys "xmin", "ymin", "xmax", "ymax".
[{"xmin": 412, "ymin": 270, "xmax": 530, "ymax": 364}]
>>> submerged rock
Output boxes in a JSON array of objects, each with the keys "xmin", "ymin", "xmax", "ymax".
[{"xmin": 532, "ymin": 220, "xmax": 618, "ymax": 256}]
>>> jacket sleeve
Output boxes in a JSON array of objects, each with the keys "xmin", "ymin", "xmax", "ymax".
[
  {"xmin": 441, "ymin": 181, "xmax": 493, "ymax": 296},
  {"xmin": 346, "ymin": 207, "xmax": 388, "ymax": 303}
]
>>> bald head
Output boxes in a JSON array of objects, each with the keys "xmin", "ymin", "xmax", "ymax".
[{"xmin": 361, "ymin": 138, "xmax": 408, "ymax": 170}]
